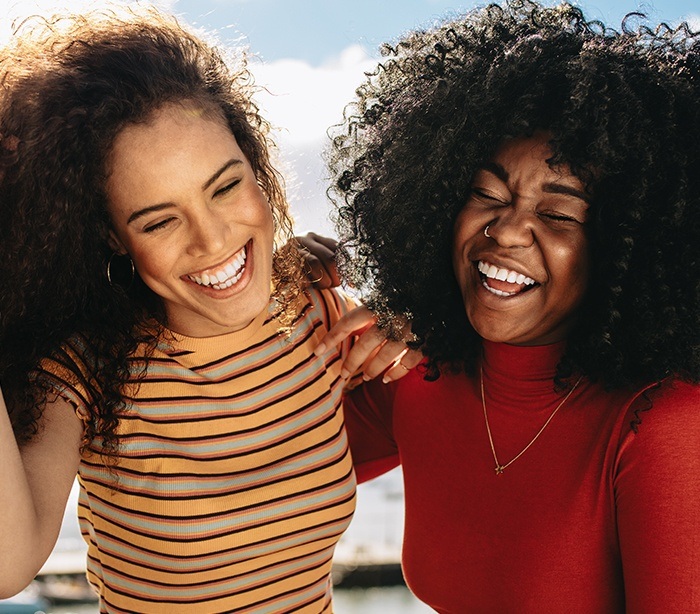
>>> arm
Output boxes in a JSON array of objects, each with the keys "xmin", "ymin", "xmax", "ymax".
[
  {"xmin": 615, "ymin": 380, "xmax": 700, "ymax": 612},
  {"xmin": 344, "ymin": 376, "xmax": 402, "ymax": 483},
  {"xmin": 300, "ymin": 234, "xmax": 423, "ymax": 381},
  {"xmin": 0, "ymin": 389, "xmax": 82, "ymax": 597}
]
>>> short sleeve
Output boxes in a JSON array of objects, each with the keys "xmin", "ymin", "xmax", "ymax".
[{"xmin": 33, "ymin": 340, "xmax": 93, "ymax": 425}]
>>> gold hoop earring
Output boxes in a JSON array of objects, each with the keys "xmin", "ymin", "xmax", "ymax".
[{"xmin": 106, "ymin": 253, "xmax": 135, "ymax": 290}]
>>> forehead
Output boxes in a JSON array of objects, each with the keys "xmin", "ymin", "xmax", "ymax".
[
  {"xmin": 493, "ymin": 135, "xmax": 557, "ymax": 172},
  {"xmin": 114, "ymin": 102, "xmax": 228, "ymax": 146},
  {"xmin": 104, "ymin": 104, "xmax": 246, "ymax": 215},
  {"xmin": 484, "ymin": 134, "xmax": 586, "ymax": 191},
  {"xmin": 108, "ymin": 104, "xmax": 240, "ymax": 175}
]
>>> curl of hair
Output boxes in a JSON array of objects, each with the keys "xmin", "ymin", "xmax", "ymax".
[
  {"xmin": 0, "ymin": 7, "xmax": 304, "ymax": 452},
  {"xmin": 328, "ymin": 0, "xmax": 700, "ymax": 388}
]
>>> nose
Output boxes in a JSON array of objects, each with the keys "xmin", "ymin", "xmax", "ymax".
[
  {"xmin": 186, "ymin": 204, "xmax": 229, "ymax": 256},
  {"xmin": 487, "ymin": 208, "xmax": 535, "ymax": 248}
]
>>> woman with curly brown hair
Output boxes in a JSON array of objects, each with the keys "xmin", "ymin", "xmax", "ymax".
[
  {"xmin": 0, "ymin": 7, "xmax": 414, "ymax": 612},
  {"xmin": 324, "ymin": 0, "xmax": 700, "ymax": 610}
]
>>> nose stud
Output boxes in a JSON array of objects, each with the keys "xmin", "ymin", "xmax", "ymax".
[{"xmin": 484, "ymin": 225, "xmax": 491, "ymax": 238}]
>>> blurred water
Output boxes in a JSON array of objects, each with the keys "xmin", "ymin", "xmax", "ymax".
[{"xmin": 46, "ymin": 585, "xmax": 434, "ymax": 613}]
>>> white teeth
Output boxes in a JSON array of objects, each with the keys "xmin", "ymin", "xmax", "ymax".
[
  {"xmin": 188, "ymin": 245, "xmax": 247, "ymax": 288},
  {"xmin": 481, "ymin": 280, "xmax": 517, "ymax": 297},
  {"xmin": 477, "ymin": 261, "xmax": 536, "ymax": 286}
]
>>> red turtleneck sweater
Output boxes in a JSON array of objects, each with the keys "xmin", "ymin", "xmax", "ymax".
[{"xmin": 345, "ymin": 341, "xmax": 700, "ymax": 613}]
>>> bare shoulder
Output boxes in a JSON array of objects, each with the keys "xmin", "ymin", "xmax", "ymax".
[{"xmin": 20, "ymin": 393, "xmax": 82, "ymax": 485}]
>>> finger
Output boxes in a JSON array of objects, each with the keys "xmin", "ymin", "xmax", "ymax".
[
  {"xmin": 304, "ymin": 232, "xmax": 338, "ymax": 251},
  {"xmin": 304, "ymin": 240, "xmax": 340, "ymax": 287},
  {"xmin": 297, "ymin": 236, "xmax": 341, "ymax": 288},
  {"xmin": 304, "ymin": 254, "xmax": 334, "ymax": 288},
  {"xmin": 322, "ymin": 259, "xmax": 342, "ymax": 288},
  {"xmin": 314, "ymin": 306, "xmax": 376, "ymax": 357},
  {"xmin": 361, "ymin": 340, "xmax": 411, "ymax": 381},
  {"xmin": 382, "ymin": 348, "xmax": 423, "ymax": 383},
  {"xmin": 338, "ymin": 323, "xmax": 386, "ymax": 379}
]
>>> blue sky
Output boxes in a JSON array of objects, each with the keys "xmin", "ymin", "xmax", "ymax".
[
  {"xmin": 167, "ymin": 0, "xmax": 699, "ymax": 233},
  {"xmin": 172, "ymin": 0, "xmax": 699, "ymax": 65},
  {"xmin": 2, "ymin": 0, "xmax": 698, "ymax": 234}
]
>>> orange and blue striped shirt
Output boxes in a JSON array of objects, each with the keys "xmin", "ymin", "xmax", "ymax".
[{"xmin": 42, "ymin": 287, "xmax": 358, "ymax": 613}]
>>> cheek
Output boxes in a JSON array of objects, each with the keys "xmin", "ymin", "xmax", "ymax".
[
  {"xmin": 128, "ymin": 243, "xmax": 173, "ymax": 286},
  {"xmin": 552, "ymin": 239, "xmax": 590, "ymax": 301},
  {"xmin": 239, "ymin": 186, "xmax": 275, "ymax": 235}
]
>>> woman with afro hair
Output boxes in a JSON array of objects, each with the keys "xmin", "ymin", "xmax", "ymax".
[
  {"xmin": 0, "ymin": 6, "xmax": 415, "ymax": 612},
  {"xmin": 323, "ymin": 0, "xmax": 700, "ymax": 610}
]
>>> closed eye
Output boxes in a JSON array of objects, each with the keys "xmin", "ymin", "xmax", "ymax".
[
  {"xmin": 144, "ymin": 217, "xmax": 175, "ymax": 233},
  {"xmin": 471, "ymin": 187, "xmax": 508, "ymax": 204},
  {"xmin": 214, "ymin": 179, "xmax": 241, "ymax": 198},
  {"xmin": 540, "ymin": 212, "xmax": 582, "ymax": 223}
]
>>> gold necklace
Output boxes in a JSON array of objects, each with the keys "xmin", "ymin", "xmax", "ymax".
[{"xmin": 480, "ymin": 367, "xmax": 583, "ymax": 475}]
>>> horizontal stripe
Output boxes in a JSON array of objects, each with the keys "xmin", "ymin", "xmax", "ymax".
[
  {"xmin": 79, "ymin": 431, "xmax": 349, "ymax": 499},
  {"xmin": 48, "ymin": 288, "xmax": 360, "ymax": 612},
  {"xmin": 83, "ymin": 471, "xmax": 355, "ymax": 540}
]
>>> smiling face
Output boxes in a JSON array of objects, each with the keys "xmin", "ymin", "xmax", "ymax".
[
  {"xmin": 452, "ymin": 132, "xmax": 590, "ymax": 346},
  {"xmin": 106, "ymin": 102, "xmax": 275, "ymax": 337}
]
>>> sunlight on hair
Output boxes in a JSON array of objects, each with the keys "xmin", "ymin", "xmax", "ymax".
[{"xmin": 0, "ymin": 0, "xmax": 175, "ymax": 44}]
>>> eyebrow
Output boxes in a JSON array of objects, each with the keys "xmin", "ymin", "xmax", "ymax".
[
  {"xmin": 477, "ymin": 161, "xmax": 589, "ymax": 203},
  {"xmin": 543, "ymin": 182, "xmax": 590, "ymax": 203},
  {"xmin": 126, "ymin": 158, "xmax": 244, "ymax": 225}
]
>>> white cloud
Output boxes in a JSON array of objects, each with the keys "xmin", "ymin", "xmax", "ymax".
[
  {"xmin": 250, "ymin": 45, "xmax": 378, "ymax": 234},
  {"xmin": 251, "ymin": 44, "xmax": 376, "ymax": 147}
]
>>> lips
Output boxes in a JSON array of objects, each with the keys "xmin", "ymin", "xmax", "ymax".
[
  {"xmin": 477, "ymin": 260, "xmax": 538, "ymax": 297},
  {"xmin": 187, "ymin": 242, "xmax": 248, "ymax": 290}
]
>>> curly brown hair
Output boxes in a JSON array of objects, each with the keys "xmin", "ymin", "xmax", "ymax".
[
  {"xmin": 0, "ymin": 7, "xmax": 305, "ymax": 453},
  {"xmin": 329, "ymin": 0, "xmax": 700, "ymax": 389}
]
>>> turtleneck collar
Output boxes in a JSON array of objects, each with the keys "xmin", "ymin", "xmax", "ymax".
[{"xmin": 480, "ymin": 340, "xmax": 567, "ymax": 409}]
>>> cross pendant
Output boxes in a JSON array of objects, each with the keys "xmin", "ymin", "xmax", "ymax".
[{"xmin": 495, "ymin": 465, "xmax": 505, "ymax": 475}]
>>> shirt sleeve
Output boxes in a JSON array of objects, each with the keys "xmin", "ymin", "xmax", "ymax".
[
  {"xmin": 344, "ymin": 376, "xmax": 401, "ymax": 483},
  {"xmin": 614, "ymin": 379, "xmax": 700, "ymax": 612},
  {"xmin": 32, "ymin": 339, "xmax": 93, "ymax": 426}
]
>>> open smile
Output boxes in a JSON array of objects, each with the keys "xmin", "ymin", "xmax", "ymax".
[
  {"xmin": 477, "ymin": 260, "xmax": 538, "ymax": 297},
  {"xmin": 187, "ymin": 241, "xmax": 249, "ymax": 290}
]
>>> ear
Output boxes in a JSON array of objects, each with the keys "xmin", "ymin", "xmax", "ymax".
[{"xmin": 108, "ymin": 229, "xmax": 128, "ymax": 255}]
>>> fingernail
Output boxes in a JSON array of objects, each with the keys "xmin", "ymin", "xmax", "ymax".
[
  {"xmin": 314, "ymin": 343, "xmax": 326, "ymax": 356},
  {"xmin": 340, "ymin": 369, "xmax": 350, "ymax": 380},
  {"xmin": 382, "ymin": 375, "xmax": 391, "ymax": 384},
  {"xmin": 363, "ymin": 373, "xmax": 371, "ymax": 381}
]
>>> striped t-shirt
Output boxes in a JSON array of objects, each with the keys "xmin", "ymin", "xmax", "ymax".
[{"xmin": 42, "ymin": 287, "xmax": 358, "ymax": 613}]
